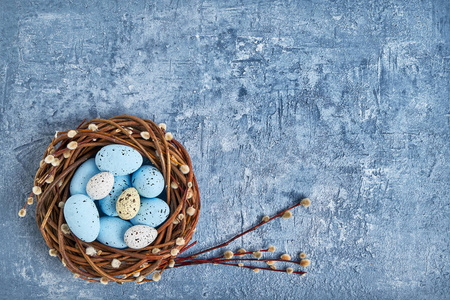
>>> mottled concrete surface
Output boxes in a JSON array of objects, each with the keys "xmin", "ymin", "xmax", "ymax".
[{"xmin": 1, "ymin": 0, "xmax": 449, "ymax": 299}]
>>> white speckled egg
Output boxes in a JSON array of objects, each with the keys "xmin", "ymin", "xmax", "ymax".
[
  {"xmin": 124, "ymin": 225, "xmax": 158, "ymax": 249},
  {"xmin": 63, "ymin": 194, "xmax": 100, "ymax": 242},
  {"xmin": 131, "ymin": 165, "xmax": 165, "ymax": 198},
  {"xmin": 86, "ymin": 172, "xmax": 115, "ymax": 200},
  {"xmin": 95, "ymin": 144, "xmax": 143, "ymax": 176},
  {"xmin": 116, "ymin": 187, "xmax": 140, "ymax": 220},
  {"xmin": 69, "ymin": 158, "xmax": 101, "ymax": 196},
  {"xmin": 130, "ymin": 197, "xmax": 170, "ymax": 228}
]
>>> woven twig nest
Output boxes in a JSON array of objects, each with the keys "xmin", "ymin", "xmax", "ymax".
[{"xmin": 33, "ymin": 115, "xmax": 200, "ymax": 283}]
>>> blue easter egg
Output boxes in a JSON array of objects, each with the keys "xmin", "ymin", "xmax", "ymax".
[
  {"xmin": 130, "ymin": 198, "xmax": 170, "ymax": 228},
  {"xmin": 69, "ymin": 158, "xmax": 101, "ymax": 196},
  {"xmin": 97, "ymin": 217, "xmax": 132, "ymax": 249},
  {"xmin": 63, "ymin": 194, "xmax": 100, "ymax": 242},
  {"xmin": 99, "ymin": 175, "xmax": 131, "ymax": 216},
  {"xmin": 131, "ymin": 165, "xmax": 165, "ymax": 198},
  {"xmin": 95, "ymin": 145, "xmax": 143, "ymax": 176}
]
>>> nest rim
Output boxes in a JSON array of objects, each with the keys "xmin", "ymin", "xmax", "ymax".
[{"xmin": 33, "ymin": 115, "xmax": 200, "ymax": 283}]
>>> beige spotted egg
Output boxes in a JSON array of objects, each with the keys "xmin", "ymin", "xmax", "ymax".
[
  {"xmin": 124, "ymin": 225, "xmax": 158, "ymax": 249},
  {"xmin": 86, "ymin": 171, "xmax": 114, "ymax": 200},
  {"xmin": 116, "ymin": 187, "xmax": 141, "ymax": 220}
]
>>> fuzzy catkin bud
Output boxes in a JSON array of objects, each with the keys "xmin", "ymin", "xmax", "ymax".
[
  {"xmin": 27, "ymin": 197, "xmax": 34, "ymax": 205},
  {"xmin": 300, "ymin": 259, "xmax": 310, "ymax": 267},
  {"xmin": 281, "ymin": 254, "xmax": 291, "ymax": 261},
  {"xmin": 186, "ymin": 206, "xmax": 196, "ymax": 216},
  {"xmin": 158, "ymin": 123, "xmax": 167, "ymax": 131},
  {"xmin": 224, "ymin": 250, "xmax": 234, "ymax": 259},
  {"xmin": 45, "ymin": 175, "xmax": 54, "ymax": 184},
  {"xmin": 168, "ymin": 260, "xmax": 175, "ymax": 268},
  {"xmin": 86, "ymin": 246, "xmax": 97, "ymax": 256},
  {"xmin": 67, "ymin": 130, "xmax": 77, "ymax": 138},
  {"xmin": 180, "ymin": 165, "xmax": 190, "ymax": 174},
  {"xmin": 61, "ymin": 224, "xmax": 71, "ymax": 234},
  {"xmin": 170, "ymin": 181, "xmax": 178, "ymax": 189},
  {"xmin": 286, "ymin": 267, "xmax": 294, "ymax": 274},
  {"xmin": 170, "ymin": 248, "xmax": 180, "ymax": 256},
  {"xmin": 49, "ymin": 249, "xmax": 58, "ymax": 257},
  {"xmin": 152, "ymin": 272, "xmax": 161, "ymax": 282},
  {"xmin": 262, "ymin": 215, "xmax": 270, "ymax": 222},
  {"xmin": 32, "ymin": 186, "xmax": 42, "ymax": 195},
  {"xmin": 63, "ymin": 150, "xmax": 71, "ymax": 158},
  {"xmin": 152, "ymin": 248, "xmax": 161, "ymax": 254},
  {"xmin": 268, "ymin": 245, "xmax": 276, "ymax": 253},
  {"xmin": 253, "ymin": 268, "xmax": 260, "ymax": 273},
  {"xmin": 51, "ymin": 158, "xmax": 60, "ymax": 167},
  {"xmin": 176, "ymin": 237, "xmax": 185, "ymax": 246},
  {"xmin": 100, "ymin": 277, "xmax": 108, "ymax": 285},
  {"xmin": 67, "ymin": 141, "xmax": 78, "ymax": 150},
  {"xmin": 299, "ymin": 252, "xmax": 306, "ymax": 259},
  {"xmin": 301, "ymin": 198, "xmax": 311, "ymax": 207},
  {"xmin": 252, "ymin": 251, "xmax": 262, "ymax": 259},
  {"xmin": 44, "ymin": 155, "xmax": 55, "ymax": 164},
  {"xmin": 165, "ymin": 132, "xmax": 173, "ymax": 141},
  {"xmin": 88, "ymin": 123, "xmax": 98, "ymax": 131},
  {"xmin": 140, "ymin": 131, "xmax": 150, "ymax": 140},
  {"xmin": 18, "ymin": 208, "xmax": 26, "ymax": 217},
  {"xmin": 282, "ymin": 211, "xmax": 293, "ymax": 219}
]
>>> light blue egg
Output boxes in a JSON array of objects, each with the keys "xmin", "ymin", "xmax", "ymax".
[
  {"xmin": 130, "ymin": 198, "xmax": 170, "ymax": 228},
  {"xmin": 131, "ymin": 165, "xmax": 165, "ymax": 198},
  {"xmin": 97, "ymin": 217, "xmax": 132, "ymax": 249},
  {"xmin": 63, "ymin": 194, "xmax": 100, "ymax": 242},
  {"xmin": 95, "ymin": 145, "xmax": 143, "ymax": 176},
  {"xmin": 69, "ymin": 158, "xmax": 101, "ymax": 196},
  {"xmin": 98, "ymin": 175, "xmax": 131, "ymax": 216}
]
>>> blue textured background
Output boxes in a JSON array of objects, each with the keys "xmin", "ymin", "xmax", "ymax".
[{"xmin": 1, "ymin": 0, "xmax": 449, "ymax": 299}]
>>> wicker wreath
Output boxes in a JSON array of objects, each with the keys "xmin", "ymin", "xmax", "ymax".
[{"xmin": 32, "ymin": 115, "xmax": 200, "ymax": 283}]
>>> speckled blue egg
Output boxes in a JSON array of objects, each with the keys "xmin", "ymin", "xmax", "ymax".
[
  {"xmin": 63, "ymin": 194, "xmax": 100, "ymax": 242},
  {"xmin": 130, "ymin": 198, "xmax": 170, "ymax": 228},
  {"xmin": 99, "ymin": 175, "xmax": 131, "ymax": 216},
  {"xmin": 131, "ymin": 165, "xmax": 165, "ymax": 198},
  {"xmin": 97, "ymin": 217, "xmax": 132, "ymax": 249},
  {"xmin": 95, "ymin": 144, "xmax": 143, "ymax": 176},
  {"xmin": 69, "ymin": 158, "xmax": 101, "ymax": 196}
]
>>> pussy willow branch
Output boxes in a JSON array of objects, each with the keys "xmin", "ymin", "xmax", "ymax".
[
  {"xmin": 178, "ymin": 200, "xmax": 305, "ymax": 259},
  {"xmin": 172, "ymin": 258, "xmax": 306, "ymax": 275}
]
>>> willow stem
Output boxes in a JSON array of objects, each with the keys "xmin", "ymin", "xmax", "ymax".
[{"xmin": 183, "ymin": 201, "xmax": 304, "ymax": 258}]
